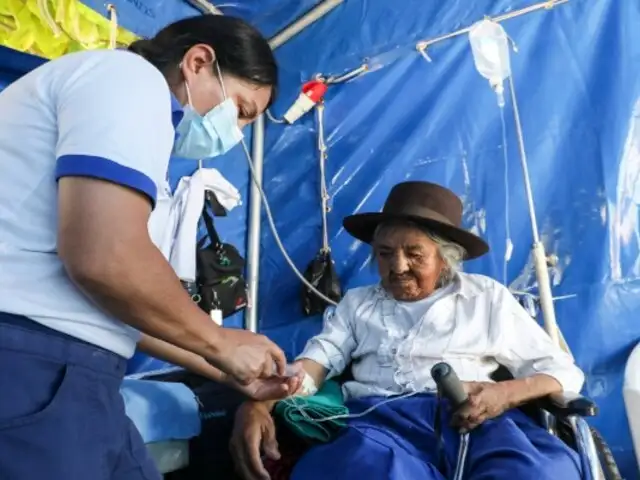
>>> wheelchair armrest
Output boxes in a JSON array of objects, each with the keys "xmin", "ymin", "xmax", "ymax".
[{"xmin": 536, "ymin": 391, "xmax": 598, "ymax": 417}]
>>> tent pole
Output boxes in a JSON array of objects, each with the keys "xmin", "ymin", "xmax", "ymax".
[
  {"xmin": 244, "ymin": 0, "xmax": 345, "ymax": 333},
  {"xmin": 184, "ymin": 0, "xmax": 223, "ymax": 15},
  {"xmin": 268, "ymin": 0, "xmax": 345, "ymax": 50},
  {"xmin": 245, "ymin": 115, "xmax": 264, "ymax": 333}
]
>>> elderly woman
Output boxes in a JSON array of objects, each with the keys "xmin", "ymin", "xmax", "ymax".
[{"xmin": 231, "ymin": 181, "xmax": 584, "ymax": 480}]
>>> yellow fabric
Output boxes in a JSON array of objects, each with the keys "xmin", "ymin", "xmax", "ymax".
[{"xmin": 0, "ymin": 0, "xmax": 137, "ymax": 59}]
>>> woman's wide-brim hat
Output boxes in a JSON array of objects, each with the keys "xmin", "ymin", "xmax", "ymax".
[{"xmin": 342, "ymin": 181, "xmax": 489, "ymax": 260}]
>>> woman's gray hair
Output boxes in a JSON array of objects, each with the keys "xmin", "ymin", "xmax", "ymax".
[{"xmin": 372, "ymin": 220, "xmax": 466, "ymax": 286}]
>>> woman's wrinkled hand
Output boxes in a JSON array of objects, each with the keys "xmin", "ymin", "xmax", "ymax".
[
  {"xmin": 451, "ymin": 381, "xmax": 512, "ymax": 432},
  {"xmin": 226, "ymin": 368, "xmax": 303, "ymax": 402},
  {"xmin": 230, "ymin": 402, "xmax": 279, "ymax": 480}
]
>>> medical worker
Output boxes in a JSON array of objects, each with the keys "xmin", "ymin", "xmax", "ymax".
[{"xmin": 0, "ymin": 15, "xmax": 294, "ymax": 480}]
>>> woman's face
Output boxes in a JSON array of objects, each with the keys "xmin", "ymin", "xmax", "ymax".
[
  {"xmin": 373, "ymin": 223, "xmax": 445, "ymax": 302},
  {"xmin": 178, "ymin": 44, "xmax": 273, "ymax": 128}
]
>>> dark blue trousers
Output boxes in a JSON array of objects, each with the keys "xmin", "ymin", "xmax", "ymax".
[
  {"xmin": 0, "ymin": 312, "xmax": 161, "ymax": 480},
  {"xmin": 292, "ymin": 394, "xmax": 585, "ymax": 480}
]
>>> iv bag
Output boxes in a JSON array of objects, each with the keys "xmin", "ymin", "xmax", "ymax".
[{"xmin": 469, "ymin": 19, "xmax": 512, "ymax": 106}]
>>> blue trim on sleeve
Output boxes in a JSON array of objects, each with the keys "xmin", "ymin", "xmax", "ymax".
[{"xmin": 55, "ymin": 155, "xmax": 157, "ymax": 205}]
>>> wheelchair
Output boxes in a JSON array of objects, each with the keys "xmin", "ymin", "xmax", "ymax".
[
  {"xmin": 149, "ymin": 359, "xmax": 620, "ymax": 480},
  {"xmin": 147, "ymin": 293, "xmax": 622, "ymax": 480},
  {"xmin": 488, "ymin": 365, "xmax": 620, "ymax": 480},
  {"xmin": 255, "ymin": 363, "xmax": 621, "ymax": 480}
]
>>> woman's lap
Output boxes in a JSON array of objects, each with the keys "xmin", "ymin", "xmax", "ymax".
[
  {"xmin": 292, "ymin": 427, "xmax": 446, "ymax": 479},
  {"xmin": 290, "ymin": 395, "xmax": 583, "ymax": 480},
  {"xmin": 465, "ymin": 407, "xmax": 583, "ymax": 479}
]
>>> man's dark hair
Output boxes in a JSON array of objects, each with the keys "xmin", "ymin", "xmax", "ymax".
[{"xmin": 128, "ymin": 15, "xmax": 277, "ymax": 103}]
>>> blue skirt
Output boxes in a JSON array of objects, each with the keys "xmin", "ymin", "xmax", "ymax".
[{"xmin": 291, "ymin": 394, "xmax": 584, "ymax": 480}]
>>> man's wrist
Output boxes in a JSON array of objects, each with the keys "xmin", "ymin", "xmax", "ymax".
[{"xmin": 190, "ymin": 321, "xmax": 226, "ymax": 366}]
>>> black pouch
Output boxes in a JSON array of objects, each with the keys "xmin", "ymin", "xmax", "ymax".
[
  {"xmin": 302, "ymin": 249, "xmax": 342, "ymax": 316},
  {"xmin": 191, "ymin": 191, "xmax": 248, "ymax": 318}
]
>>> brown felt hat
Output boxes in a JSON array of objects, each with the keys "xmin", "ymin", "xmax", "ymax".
[{"xmin": 342, "ymin": 181, "xmax": 489, "ymax": 259}]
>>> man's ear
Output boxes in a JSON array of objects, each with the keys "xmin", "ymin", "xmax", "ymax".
[
  {"xmin": 193, "ymin": 44, "xmax": 216, "ymax": 74},
  {"xmin": 181, "ymin": 44, "xmax": 217, "ymax": 77}
]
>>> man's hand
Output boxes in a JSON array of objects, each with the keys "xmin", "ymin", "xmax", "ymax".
[
  {"xmin": 230, "ymin": 402, "xmax": 279, "ymax": 480},
  {"xmin": 242, "ymin": 373, "xmax": 303, "ymax": 402},
  {"xmin": 451, "ymin": 382, "xmax": 512, "ymax": 432},
  {"xmin": 210, "ymin": 329, "xmax": 287, "ymax": 386}
]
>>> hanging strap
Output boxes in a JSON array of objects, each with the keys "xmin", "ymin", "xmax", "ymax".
[
  {"xmin": 107, "ymin": 4, "xmax": 118, "ymax": 49},
  {"xmin": 316, "ymin": 102, "xmax": 330, "ymax": 253},
  {"xmin": 199, "ymin": 192, "xmax": 222, "ymax": 249}
]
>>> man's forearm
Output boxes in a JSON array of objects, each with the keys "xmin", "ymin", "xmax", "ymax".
[
  {"xmin": 138, "ymin": 333, "xmax": 227, "ymax": 382},
  {"xmin": 66, "ymin": 240, "xmax": 223, "ymax": 363},
  {"xmin": 501, "ymin": 374, "xmax": 563, "ymax": 408},
  {"xmin": 57, "ymin": 177, "xmax": 227, "ymax": 366}
]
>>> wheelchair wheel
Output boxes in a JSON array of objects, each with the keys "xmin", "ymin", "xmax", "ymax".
[{"xmin": 590, "ymin": 427, "xmax": 622, "ymax": 480}]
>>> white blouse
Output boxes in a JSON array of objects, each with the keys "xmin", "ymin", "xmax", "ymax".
[{"xmin": 298, "ymin": 273, "xmax": 584, "ymax": 400}]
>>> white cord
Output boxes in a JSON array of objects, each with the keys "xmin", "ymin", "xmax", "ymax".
[
  {"xmin": 265, "ymin": 108, "xmax": 286, "ymax": 124},
  {"xmin": 508, "ymin": 74, "xmax": 540, "ymax": 244},
  {"xmin": 499, "ymin": 103, "xmax": 512, "ymax": 284},
  {"xmin": 37, "ymin": 0, "xmax": 62, "ymax": 37},
  {"xmin": 240, "ymin": 140, "xmax": 339, "ymax": 306},
  {"xmin": 281, "ymin": 390, "xmax": 420, "ymax": 423}
]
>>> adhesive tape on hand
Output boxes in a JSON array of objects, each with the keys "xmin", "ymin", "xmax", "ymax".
[{"xmin": 299, "ymin": 372, "xmax": 318, "ymax": 396}]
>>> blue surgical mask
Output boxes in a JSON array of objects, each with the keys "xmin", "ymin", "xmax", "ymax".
[{"xmin": 173, "ymin": 64, "xmax": 244, "ymax": 160}]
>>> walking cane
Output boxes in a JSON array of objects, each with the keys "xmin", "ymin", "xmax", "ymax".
[{"xmin": 431, "ymin": 363, "xmax": 470, "ymax": 480}]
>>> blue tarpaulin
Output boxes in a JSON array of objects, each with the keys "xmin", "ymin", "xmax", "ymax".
[{"xmin": 1, "ymin": 0, "xmax": 638, "ymax": 475}]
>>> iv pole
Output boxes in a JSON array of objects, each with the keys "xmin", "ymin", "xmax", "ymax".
[
  {"xmin": 466, "ymin": 15, "xmax": 572, "ymax": 356},
  {"xmin": 508, "ymin": 73, "xmax": 572, "ymax": 356}
]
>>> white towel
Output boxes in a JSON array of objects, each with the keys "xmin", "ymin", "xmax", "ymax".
[
  {"xmin": 147, "ymin": 169, "xmax": 242, "ymax": 282},
  {"xmin": 147, "ymin": 181, "xmax": 175, "ymax": 258}
]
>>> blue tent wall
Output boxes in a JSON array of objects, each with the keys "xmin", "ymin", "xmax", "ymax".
[
  {"xmin": 253, "ymin": 0, "xmax": 640, "ymax": 475},
  {"xmin": 257, "ymin": 1, "xmax": 640, "ymax": 475},
  {"xmin": 1, "ymin": 0, "xmax": 639, "ymax": 475}
]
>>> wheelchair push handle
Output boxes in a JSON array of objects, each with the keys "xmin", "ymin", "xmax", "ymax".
[{"xmin": 431, "ymin": 362, "xmax": 468, "ymax": 409}]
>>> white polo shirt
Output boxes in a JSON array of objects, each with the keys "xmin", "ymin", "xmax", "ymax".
[{"xmin": 0, "ymin": 49, "xmax": 184, "ymax": 358}]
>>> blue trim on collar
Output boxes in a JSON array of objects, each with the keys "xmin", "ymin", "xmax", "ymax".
[{"xmin": 170, "ymin": 93, "xmax": 184, "ymax": 128}]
